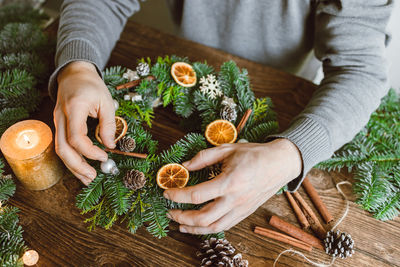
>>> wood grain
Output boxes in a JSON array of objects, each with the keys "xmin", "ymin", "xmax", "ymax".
[{"xmin": 7, "ymin": 20, "xmax": 400, "ymax": 267}]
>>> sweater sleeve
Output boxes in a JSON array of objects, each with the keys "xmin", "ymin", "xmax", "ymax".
[
  {"xmin": 48, "ymin": 0, "xmax": 141, "ymax": 100},
  {"xmin": 276, "ymin": 0, "xmax": 393, "ymax": 191}
]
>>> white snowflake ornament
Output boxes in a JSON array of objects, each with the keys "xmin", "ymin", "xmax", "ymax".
[{"xmin": 199, "ymin": 74, "xmax": 223, "ymax": 99}]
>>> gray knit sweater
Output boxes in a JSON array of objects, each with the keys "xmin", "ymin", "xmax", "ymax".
[{"xmin": 49, "ymin": 0, "xmax": 393, "ymax": 191}]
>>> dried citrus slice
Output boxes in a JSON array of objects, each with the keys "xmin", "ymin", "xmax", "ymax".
[
  {"xmin": 157, "ymin": 163, "xmax": 189, "ymax": 189},
  {"xmin": 171, "ymin": 62, "xmax": 197, "ymax": 87},
  {"xmin": 205, "ymin": 119, "xmax": 237, "ymax": 146},
  {"xmin": 95, "ymin": 116, "xmax": 128, "ymax": 144}
]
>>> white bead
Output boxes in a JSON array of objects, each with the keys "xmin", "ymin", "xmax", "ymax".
[
  {"xmin": 124, "ymin": 94, "xmax": 131, "ymax": 101},
  {"xmin": 237, "ymin": 138, "xmax": 249, "ymax": 143},
  {"xmin": 113, "ymin": 99, "xmax": 119, "ymax": 111},
  {"xmin": 131, "ymin": 94, "xmax": 143, "ymax": 102},
  {"xmin": 100, "ymin": 159, "xmax": 119, "ymax": 175}
]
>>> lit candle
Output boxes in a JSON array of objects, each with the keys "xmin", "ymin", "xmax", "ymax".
[{"xmin": 0, "ymin": 120, "xmax": 64, "ymax": 190}]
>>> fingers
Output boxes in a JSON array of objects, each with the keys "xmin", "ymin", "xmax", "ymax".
[
  {"xmin": 174, "ymin": 190, "xmax": 278, "ymax": 235},
  {"xmin": 54, "ymin": 109, "xmax": 97, "ymax": 185},
  {"xmin": 164, "ymin": 174, "xmax": 228, "ymax": 204},
  {"xmin": 168, "ymin": 197, "xmax": 231, "ymax": 227},
  {"xmin": 98, "ymin": 101, "xmax": 116, "ymax": 149},
  {"xmin": 183, "ymin": 145, "xmax": 232, "ymax": 171},
  {"xmin": 66, "ymin": 103, "xmax": 108, "ymax": 161},
  {"xmin": 178, "ymin": 208, "xmax": 245, "ymax": 235}
]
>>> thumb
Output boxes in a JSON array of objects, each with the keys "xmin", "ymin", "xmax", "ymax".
[
  {"xmin": 183, "ymin": 145, "xmax": 232, "ymax": 171},
  {"xmin": 99, "ymin": 101, "xmax": 116, "ymax": 149}
]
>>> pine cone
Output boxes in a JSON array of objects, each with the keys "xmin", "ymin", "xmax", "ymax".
[
  {"xmin": 123, "ymin": 170, "xmax": 146, "ymax": 190},
  {"xmin": 324, "ymin": 230, "xmax": 355, "ymax": 259},
  {"xmin": 208, "ymin": 163, "xmax": 222, "ymax": 179},
  {"xmin": 136, "ymin": 62, "xmax": 150, "ymax": 76},
  {"xmin": 197, "ymin": 238, "xmax": 248, "ymax": 267},
  {"xmin": 119, "ymin": 136, "xmax": 136, "ymax": 152},
  {"xmin": 220, "ymin": 105, "xmax": 237, "ymax": 122}
]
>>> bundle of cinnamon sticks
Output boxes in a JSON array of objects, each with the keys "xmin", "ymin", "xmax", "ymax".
[{"xmin": 254, "ymin": 177, "xmax": 333, "ymax": 252}]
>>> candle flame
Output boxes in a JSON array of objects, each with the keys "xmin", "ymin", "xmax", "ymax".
[{"xmin": 23, "ymin": 134, "xmax": 31, "ymax": 144}]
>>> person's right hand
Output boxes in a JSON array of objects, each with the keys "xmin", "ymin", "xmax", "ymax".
[{"xmin": 54, "ymin": 61, "xmax": 116, "ymax": 185}]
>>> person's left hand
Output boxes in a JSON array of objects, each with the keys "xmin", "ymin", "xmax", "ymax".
[{"xmin": 163, "ymin": 138, "xmax": 302, "ymax": 234}]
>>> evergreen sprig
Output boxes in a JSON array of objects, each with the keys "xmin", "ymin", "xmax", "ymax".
[
  {"xmin": 0, "ymin": 160, "xmax": 27, "ymax": 267},
  {"xmin": 318, "ymin": 88, "xmax": 400, "ymax": 220},
  {"xmin": 0, "ymin": 3, "xmax": 53, "ymax": 136},
  {"xmin": 0, "ymin": 3, "xmax": 51, "ymax": 265}
]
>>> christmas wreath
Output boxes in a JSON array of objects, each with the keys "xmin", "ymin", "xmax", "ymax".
[{"xmin": 76, "ymin": 56, "xmax": 280, "ymax": 239}]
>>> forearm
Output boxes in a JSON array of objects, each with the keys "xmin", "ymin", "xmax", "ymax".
[
  {"xmin": 48, "ymin": 0, "xmax": 140, "ymax": 99},
  {"xmin": 276, "ymin": 0, "xmax": 393, "ymax": 191}
]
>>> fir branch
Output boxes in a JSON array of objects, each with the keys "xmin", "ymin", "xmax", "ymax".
[
  {"xmin": 0, "ymin": 206, "xmax": 27, "ymax": 267},
  {"xmin": 0, "ymin": 52, "xmax": 46, "ymax": 79},
  {"xmin": 353, "ymin": 164, "xmax": 394, "ymax": 212},
  {"xmin": 218, "ymin": 61, "xmax": 241, "ymax": 97},
  {"xmin": 76, "ymin": 174, "xmax": 106, "ymax": 211},
  {"xmin": 142, "ymin": 193, "xmax": 170, "ymax": 238},
  {"xmin": 0, "ymin": 3, "xmax": 48, "ymax": 29},
  {"xmin": 0, "ymin": 177, "xmax": 16, "ymax": 202},
  {"xmin": 104, "ymin": 177, "xmax": 131, "ymax": 215},
  {"xmin": 0, "ymin": 23, "xmax": 47, "ymax": 54},
  {"xmin": 0, "ymin": 69, "xmax": 35, "ymax": 99},
  {"xmin": 193, "ymin": 62, "xmax": 214, "ymax": 78},
  {"xmin": 373, "ymin": 193, "xmax": 400, "ymax": 221},
  {"xmin": 242, "ymin": 121, "xmax": 279, "ymax": 142}
]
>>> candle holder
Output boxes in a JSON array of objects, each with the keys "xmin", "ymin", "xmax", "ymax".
[{"xmin": 0, "ymin": 120, "xmax": 64, "ymax": 190}]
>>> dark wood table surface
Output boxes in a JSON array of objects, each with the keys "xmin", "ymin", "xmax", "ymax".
[{"xmin": 8, "ymin": 20, "xmax": 400, "ymax": 267}]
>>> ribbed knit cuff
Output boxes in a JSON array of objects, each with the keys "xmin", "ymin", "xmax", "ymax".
[
  {"xmin": 269, "ymin": 116, "xmax": 332, "ymax": 192},
  {"xmin": 48, "ymin": 39, "xmax": 103, "ymax": 101}
]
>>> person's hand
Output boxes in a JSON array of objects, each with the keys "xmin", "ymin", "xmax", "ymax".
[
  {"xmin": 54, "ymin": 61, "xmax": 116, "ymax": 185},
  {"xmin": 164, "ymin": 138, "xmax": 302, "ymax": 234}
]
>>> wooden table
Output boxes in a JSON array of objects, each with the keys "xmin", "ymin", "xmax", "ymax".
[{"xmin": 9, "ymin": 20, "xmax": 400, "ymax": 267}]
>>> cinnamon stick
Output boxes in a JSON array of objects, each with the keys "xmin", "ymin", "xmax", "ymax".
[
  {"xmin": 302, "ymin": 177, "xmax": 333, "ymax": 224},
  {"xmin": 104, "ymin": 148, "xmax": 147, "ymax": 159},
  {"xmin": 116, "ymin": 79, "xmax": 141, "ymax": 90},
  {"xmin": 284, "ymin": 191, "xmax": 310, "ymax": 229},
  {"xmin": 116, "ymin": 75, "xmax": 155, "ymax": 90},
  {"xmin": 254, "ymin": 226, "xmax": 312, "ymax": 252},
  {"xmin": 269, "ymin": 215, "xmax": 324, "ymax": 250},
  {"xmin": 292, "ymin": 191, "xmax": 326, "ymax": 239},
  {"xmin": 236, "ymin": 109, "xmax": 252, "ymax": 134}
]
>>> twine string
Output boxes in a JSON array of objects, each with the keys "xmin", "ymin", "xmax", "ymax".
[{"xmin": 273, "ymin": 181, "xmax": 352, "ymax": 267}]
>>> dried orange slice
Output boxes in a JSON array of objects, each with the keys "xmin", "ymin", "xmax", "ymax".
[
  {"xmin": 157, "ymin": 163, "xmax": 189, "ymax": 189},
  {"xmin": 205, "ymin": 119, "xmax": 237, "ymax": 146},
  {"xmin": 95, "ymin": 116, "xmax": 128, "ymax": 144},
  {"xmin": 171, "ymin": 62, "xmax": 197, "ymax": 87}
]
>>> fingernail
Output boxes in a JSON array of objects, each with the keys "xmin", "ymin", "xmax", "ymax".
[
  {"xmin": 87, "ymin": 172, "xmax": 96, "ymax": 180},
  {"xmin": 163, "ymin": 191, "xmax": 170, "ymax": 200},
  {"xmin": 182, "ymin": 160, "xmax": 190, "ymax": 167},
  {"xmin": 110, "ymin": 143, "xmax": 116, "ymax": 149},
  {"xmin": 180, "ymin": 226, "xmax": 187, "ymax": 233},
  {"xmin": 166, "ymin": 212, "xmax": 172, "ymax": 219}
]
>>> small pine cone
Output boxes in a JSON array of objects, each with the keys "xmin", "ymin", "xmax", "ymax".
[
  {"xmin": 136, "ymin": 62, "xmax": 150, "ymax": 76},
  {"xmin": 324, "ymin": 230, "xmax": 355, "ymax": 259},
  {"xmin": 220, "ymin": 105, "xmax": 237, "ymax": 122},
  {"xmin": 208, "ymin": 163, "xmax": 222, "ymax": 179},
  {"xmin": 123, "ymin": 170, "xmax": 146, "ymax": 190},
  {"xmin": 119, "ymin": 136, "xmax": 136, "ymax": 152},
  {"xmin": 197, "ymin": 238, "xmax": 248, "ymax": 267}
]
